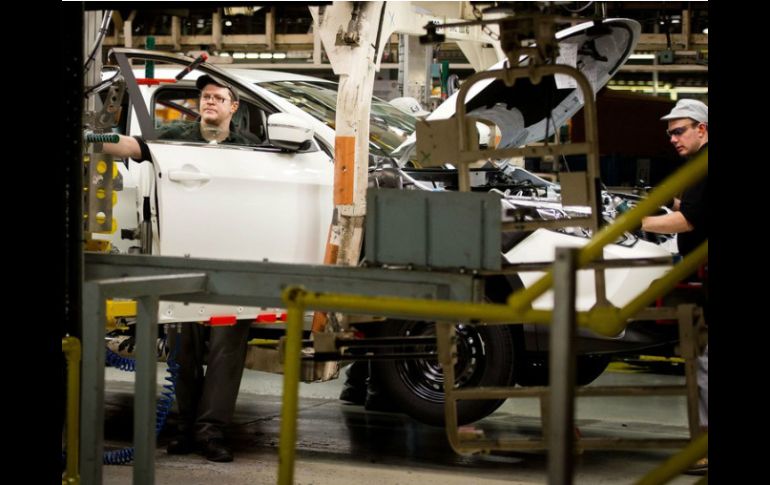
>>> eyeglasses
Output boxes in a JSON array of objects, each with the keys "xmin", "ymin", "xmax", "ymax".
[
  {"xmin": 200, "ymin": 93, "xmax": 231, "ymax": 104},
  {"xmin": 666, "ymin": 122, "xmax": 698, "ymax": 138}
]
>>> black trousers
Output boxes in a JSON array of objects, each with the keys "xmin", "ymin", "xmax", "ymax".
[{"xmin": 170, "ymin": 320, "xmax": 251, "ymax": 442}]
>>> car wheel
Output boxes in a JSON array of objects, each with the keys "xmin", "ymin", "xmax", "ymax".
[{"xmin": 370, "ymin": 320, "xmax": 516, "ymax": 427}]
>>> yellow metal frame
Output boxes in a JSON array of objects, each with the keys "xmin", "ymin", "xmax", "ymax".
[
  {"xmin": 635, "ymin": 432, "xmax": 708, "ymax": 485},
  {"xmin": 277, "ymin": 149, "xmax": 707, "ymax": 482},
  {"xmin": 278, "ymin": 290, "xmax": 305, "ymax": 485},
  {"xmin": 62, "ymin": 337, "xmax": 81, "ymax": 485}
]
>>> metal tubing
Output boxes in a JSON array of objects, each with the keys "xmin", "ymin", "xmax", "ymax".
[
  {"xmin": 134, "ymin": 296, "xmax": 160, "ymax": 485},
  {"xmin": 271, "ymin": 240, "xmax": 701, "ymax": 340},
  {"xmin": 635, "ymin": 433, "xmax": 708, "ymax": 485},
  {"xmin": 677, "ymin": 304, "xmax": 702, "ymax": 438},
  {"xmin": 585, "ymin": 242, "xmax": 707, "ymax": 337},
  {"xmin": 548, "ymin": 247, "xmax": 579, "ymax": 485},
  {"xmin": 275, "ymin": 281, "xmax": 704, "ymax": 462},
  {"xmin": 450, "ymin": 384, "xmax": 686, "ymax": 400},
  {"xmin": 618, "ymin": 242, "xmax": 707, "ymax": 322},
  {"xmin": 278, "ymin": 289, "xmax": 306, "ymax": 485},
  {"xmin": 80, "ymin": 274, "xmax": 207, "ymax": 485},
  {"xmin": 62, "ymin": 337, "xmax": 81, "ymax": 485},
  {"xmin": 292, "ymin": 290, "xmax": 552, "ymax": 326},
  {"xmin": 85, "ymin": 252, "xmax": 478, "ymax": 307},
  {"xmin": 489, "ymin": 256, "xmax": 675, "ymax": 274},
  {"xmin": 453, "ymin": 64, "xmax": 600, "ymax": 212},
  {"xmin": 436, "ymin": 322, "xmax": 461, "ymax": 451},
  {"xmin": 80, "ymin": 282, "xmax": 107, "ymax": 485}
]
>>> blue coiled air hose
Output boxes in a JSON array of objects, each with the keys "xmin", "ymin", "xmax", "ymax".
[{"xmin": 102, "ymin": 331, "xmax": 180, "ymax": 465}]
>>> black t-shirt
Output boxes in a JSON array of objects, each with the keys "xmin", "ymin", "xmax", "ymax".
[
  {"xmin": 677, "ymin": 144, "xmax": 708, "ymax": 256},
  {"xmin": 132, "ymin": 121, "xmax": 249, "ymax": 162}
]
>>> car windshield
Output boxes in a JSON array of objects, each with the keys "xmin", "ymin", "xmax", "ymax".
[{"xmin": 258, "ymin": 80, "xmax": 417, "ymax": 159}]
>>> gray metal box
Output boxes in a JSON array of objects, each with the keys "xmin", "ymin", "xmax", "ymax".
[{"xmin": 366, "ymin": 188, "xmax": 501, "ymax": 270}]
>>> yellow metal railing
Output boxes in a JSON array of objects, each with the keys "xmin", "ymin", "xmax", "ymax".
[
  {"xmin": 62, "ymin": 336, "xmax": 81, "ymax": 485},
  {"xmin": 277, "ymin": 148, "xmax": 707, "ymax": 483},
  {"xmin": 277, "ymin": 294, "xmax": 304, "ymax": 485},
  {"xmin": 635, "ymin": 432, "xmax": 708, "ymax": 485}
]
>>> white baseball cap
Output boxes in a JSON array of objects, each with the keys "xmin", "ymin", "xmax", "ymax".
[
  {"xmin": 389, "ymin": 97, "xmax": 430, "ymax": 118},
  {"xmin": 661, "ymin": 99, "xmax": 708, "ymax": 124}
]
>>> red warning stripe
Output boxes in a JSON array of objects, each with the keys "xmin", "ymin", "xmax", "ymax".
[
  {"xmin": 136, "ymin": 78, "xmax": 178, "ymax": 85},
  {"xmin": 209, "ymin": 315, "xmax": 237, "ymax": 326},
  {"xmin": 255, "ymin": 312, "xmax": 288, "ymax": 324}
]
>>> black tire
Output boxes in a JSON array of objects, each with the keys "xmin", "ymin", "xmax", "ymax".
[
  {"xmin": 370, "ymin": 320, "xmax": 516, "ymax": 427},
  {"xmin": 516, "ymin": 353, "xmax": 611, "ymax": 387}
]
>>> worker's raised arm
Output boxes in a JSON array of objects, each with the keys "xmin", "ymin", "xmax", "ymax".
[{"xmin": 101, "ymin": 134, "xmax": 142, "ymax": 160}]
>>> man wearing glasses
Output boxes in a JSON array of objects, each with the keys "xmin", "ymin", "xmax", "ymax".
[
  {"xmin": 642, "ymin": 98, "xmax": 708, "ymax": 475},
  {"xmin": 97, "ymin": 75, "xmax": 251, "ymax": 462},
  {"xmin": 642, "ymin": 98, "xmax": 708, "ymax": 239},
  {"xmin": 160, "ymin": 76, "xmax": 251, "ymax": 462},
  {"xmin": 100, "ymin": 74, "xmax": 248, "ymax": 160},
  {"xmin": 160, "ymin": 75, "xmax": 248, "ymax": 145}
]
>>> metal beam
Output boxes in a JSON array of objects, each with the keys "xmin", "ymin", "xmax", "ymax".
[
  {"xmin": 81, "ymin": 253, "xmax": 479, "ymax": 484},
  {"xmin": 548, "ymin": 247, "xmax": 579, "ymax": 485},
  {"xmin": 619, "ymin": 64, "xmax": 707, "ymax": 73},
  {"xmin": 84, "ymin": 253, "xmax": 479, "ymax": 306},
  {"xmin": 80, "ymin": 273, "xmax": 207, "ymax": 485}
]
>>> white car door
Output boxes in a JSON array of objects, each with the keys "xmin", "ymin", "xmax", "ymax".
[{"xmin": 147, "ymin": 141, "xmax": 333, "ymax": 264}]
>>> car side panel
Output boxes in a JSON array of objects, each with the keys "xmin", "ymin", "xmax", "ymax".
[{"xmin": 148, "ymin": 142, "xmax": 333, "ymax": 263}]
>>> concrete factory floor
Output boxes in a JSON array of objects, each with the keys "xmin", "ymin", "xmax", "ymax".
[{"xmin": 100, "ymin": 363, "xmax": 701, "ymax": 485}]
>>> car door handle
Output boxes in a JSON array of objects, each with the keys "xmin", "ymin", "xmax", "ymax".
[{"xmin": 168, "ymin": 171, "xmax": 211, "ymax": 183}]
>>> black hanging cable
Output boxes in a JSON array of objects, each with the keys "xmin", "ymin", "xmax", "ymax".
[
  {"xmin": 84, "ymin": 70, "xmax": 120, "ymax": 97},
  {"xmin": 83, "ymin": 10, "xmax": 113, "ymax": 74}
]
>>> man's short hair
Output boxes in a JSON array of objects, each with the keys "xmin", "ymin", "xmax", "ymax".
[
  {"xmin": 661, "ymin": 99, "xmax": 708, "ymax": 124},
  {"xmin": 196, "ymin": 74, "xmax": 239, "ymax": 103}
]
